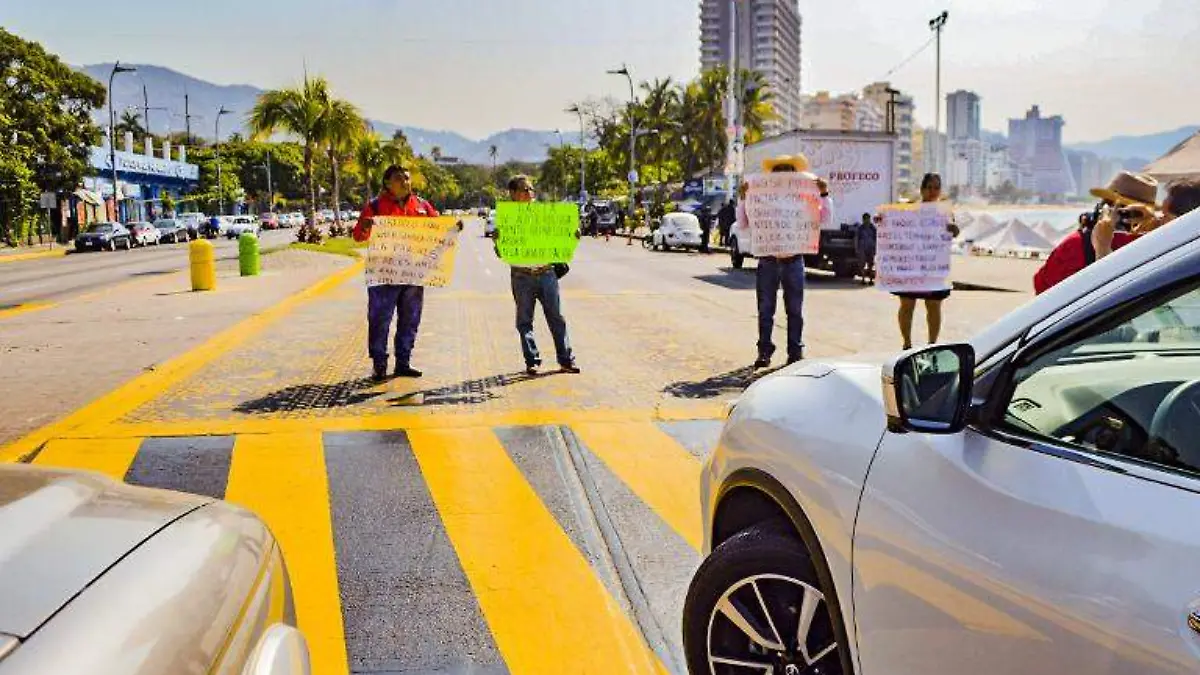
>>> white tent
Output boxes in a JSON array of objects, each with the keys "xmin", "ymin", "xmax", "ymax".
[
  {"xmin": 1033, "ymin": 220, "xmax": 1070, "ymax": 245},
  {"xmin": 956, "ymin": 215, "xmax": 1006, "ymax": 244},
  {"xmin": 1143, "ymin": 131, "xmax": 1200, "ymax": 182},
  {"xmin": 971, "ymin": 220, "xmax": 1054, "ymax": 258}
]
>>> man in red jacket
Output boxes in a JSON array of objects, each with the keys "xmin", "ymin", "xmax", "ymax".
[{"xmin": 354, "ymin": 164, "xmax": 439, "ymax": 381}]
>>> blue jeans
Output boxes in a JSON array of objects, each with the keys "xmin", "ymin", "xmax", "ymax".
[
  {"xmin": 511, "ymin": 268, "xmax": 573, "ymax": 367},
  {"xmin": 367, "ymin": 284, "xmax": 424, "ymax": 368},
  {"xmin": 757, "ymin": 256, "xmax": 805, "ymax": 361}
]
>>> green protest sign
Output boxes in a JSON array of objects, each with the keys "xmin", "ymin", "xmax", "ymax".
[{"xmin": 495, "ymin": 202, "xmax": 580, "ymax": 265}]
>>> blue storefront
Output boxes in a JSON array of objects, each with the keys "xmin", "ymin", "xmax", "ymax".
[{"xmin": 85, "ymin": 144, "xmax": 199, "ymax": 222}]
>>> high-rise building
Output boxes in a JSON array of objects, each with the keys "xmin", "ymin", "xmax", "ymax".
[
  {"xmin": 799, "ymin": 91, "xmax": 883, "ymax": 132},
  {"xmin": 700, "ymin": 0, "xmax": 803, "ymax": 136},
  {"xmin": 863, "ymin": 82, "xmax": 915, "ymax": 194},
  {"xmin": 1007, "ymin": 105, "xmax": 1077, "ymax": 197},
  {"xmin": 921, "ymin": 126, "xmax": 946, "ymax": 175},
  {"xmin": 947, "ymin": 138, "xmax": 986, "ymax": 193},
  {"xmin": 946, "ymin": 90, "xmax": 981, "ymax": 141}
]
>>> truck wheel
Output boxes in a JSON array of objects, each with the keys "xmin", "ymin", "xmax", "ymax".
[{"xmin": 833, "ymin": 259, "xmax": 860, "ymax": 279}]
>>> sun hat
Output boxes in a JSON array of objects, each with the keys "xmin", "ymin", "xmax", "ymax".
[
  {"xmin": 761, "ymin": 154, "xmax": 810, "ymax": 172},
  {"xmin": 1090, "ymin": 171, "xmax": 1158, "ymax": 206}
]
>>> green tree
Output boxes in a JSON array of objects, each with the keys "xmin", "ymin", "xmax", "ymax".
[
  {"xmin": 353, "ymin": 134, "xmax": 409, "ymax": 203},
  {"xmin": 320, "ymin": 97, "xmax": 366, "ymax": 227},
  {"xmin": 115, "ymin": 109, "xmax": 146, "ymax": 139},
  {"xmin": 249, "ymin": 76, "xmax": 331, "ymax": 232},
  {"xmin": 488, "ymin": 144, "xmax": 499, "ymax": 174}
]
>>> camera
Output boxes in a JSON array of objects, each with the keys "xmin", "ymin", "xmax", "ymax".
[{"xmin": 1115, "ymin": 207, "xmax": 1141, "ymax": 232}]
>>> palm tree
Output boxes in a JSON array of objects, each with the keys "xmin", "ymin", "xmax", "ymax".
[
  {"xmin": 115, "ymin": 109, "xmax": 146, "ymax": 139},
  {"xmin": 321, "ymin": 98, "xmax": 366, "ymax": 228},
  {"xmin": 639, "ymin": 78, "xmax": 678, "ymax": 180},
  {"xmin": 488, "ymin": 144, "xmax": 499, "ymax": 174},
  {"xmin": 249, "ymin": 77, "xmax": 331, "ymax": 229},
  {"xmin": 353, "ymin": 134, "xmax": 408, "ymax": 203},
  {"xmin": 738, "ymin": 69, "xmax": 778, "ymax": 145},
  {"xmin": 430, "ymin": 146, "xmax": 443, "ymax": 162}
]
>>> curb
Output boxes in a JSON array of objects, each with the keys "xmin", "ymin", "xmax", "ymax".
[{"xmin": 0, "ymin": 248, "xmax": 67, "ymax": 264}]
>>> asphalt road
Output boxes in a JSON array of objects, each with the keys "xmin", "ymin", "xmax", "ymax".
[{"xmin": 0, "ymin": 228, "xmax": 294, "ymax": 309}]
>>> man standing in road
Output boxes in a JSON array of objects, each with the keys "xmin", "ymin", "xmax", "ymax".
[
  {"xmin": 353, "ymin": 164, "xmax": 440, "ymax": 381},
  {"xmin": 717, "ymin": 199, "xmax": 735, "ymax": 247},
  {"xmin": 498, "ymin": 175, "xmax": 580, "ymax": 376}
]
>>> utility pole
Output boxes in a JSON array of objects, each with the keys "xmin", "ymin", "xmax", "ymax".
[
  {"xmin": 215, "ymin": 106, "xmax": 232, "ymax": 216},
  {"xmin": 265, "ymin": 148, "xmax": 274, "ymax": 212},
  {"xmin": 566, "ymin": 105, "xmax": 587, "ymax": 202},
  {"xmin": 727, "ymin": 0, "xmax": 741, "ymax": 184},
  {"xmin": 184, "ymin": 91, "xmax": 192, "ymax": 145},
  {"xmin": 108, "ymin": 62, "xmax": 137, "ymax": 222},
  {"xmin": 929, "ymin": 10, "xmax": 949, "ymax": 173},
  {"xmin": 607, "ymin": 64, "xmax": 637, "ymax": 243}
]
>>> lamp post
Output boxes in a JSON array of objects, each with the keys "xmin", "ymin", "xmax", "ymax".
[
  {"xmin": 264, "ymin": 148, "xmax": 274, "ymax": 213},
  {"xmin": 929, "ymin": 10, "xmax": 949, "ymax": 173},
  {"xmin": 108, "ymin": 62, "xmax": 137, "ymax": 221},
  {"xmin": 566, "ymin": 105, "xmax": 587, "ymax": 202},
  {"xmin": 607, "ymin": 64, "xmax": 637, "ymax": 243},
  {"xmin": 215, "ymin": 106, "xmax": 232, "ymax": 216}
]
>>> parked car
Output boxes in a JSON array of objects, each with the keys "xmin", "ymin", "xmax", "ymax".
[
  {"xmin": 317, "ymin": 209, "xmax": 335, "ymax": 224},
  {"xmin": 74, "ymin": 222, "xmax": 131, "ymax": 251},
  {"xmin": 684, "ymin": 210, "xmax": 1200, "ymax": 675},
  {"xmin": 650, "ymin": 212, "xmax": 703, "ymax": 251},
  {"xmin": 152, "ymin": 219, "xmax": 185, "ymax": 244},
  {"xmin": 0, "ymin": 463, "xmax": 311, "ymax": 674},
  {"xmin": 259, "ymin": 212, "xmax": 280, "ymax": 230},
  {"xmin": 127, "ymin": 221, "xmax": 160, "ymax": 247},
  {"xmin": 177, "ymin": 212, "xmax": 206, "ymax": 238},
  {"xmin": 582, "ymin": 200, "xmax": 618, "ymax": 236},
  {"xmin": 227, "ymin": 216, "xmax": 260, "ymax": 239},
  {"xmin": 485, "ymin": 209, "xmax": 497, "ymax": 238}
]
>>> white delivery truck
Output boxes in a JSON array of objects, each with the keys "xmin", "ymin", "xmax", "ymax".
[{"xmin": 735, "ymin": 130, "xmax": 897, "ymax": 277}]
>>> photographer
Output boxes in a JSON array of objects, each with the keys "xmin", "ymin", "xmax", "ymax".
[{"xmin": 1093, "ymin": 178, "xmax": 1200, "ymax": 259}]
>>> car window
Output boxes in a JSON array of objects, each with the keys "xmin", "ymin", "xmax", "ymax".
[
  {"xmin": 1002, "ymin": 280, "xmax": 1200, "ymax": 477},
  {"xmin": 87, "ymin": 224, "xmax": 113, "ymax": 232}
]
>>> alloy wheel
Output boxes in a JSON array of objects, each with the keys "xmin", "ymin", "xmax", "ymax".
[{"xmin": 706, "ymin": 573, "xmax": 838, "ymax": 675}]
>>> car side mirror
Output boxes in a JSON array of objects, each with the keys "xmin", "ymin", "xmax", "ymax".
[{"xmin": 882, "ymin": 343, "xmax": 975, "ymax": 434}]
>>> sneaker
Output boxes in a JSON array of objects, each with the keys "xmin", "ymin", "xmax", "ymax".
[
  {"xmin": 372, "ymin": 361, "xmax": 388, "ymax": 382},
  {"xmin": 394, "ymin": 366, "xmax": 423, "ymax": 378},
  {"xmin": 526, "ymin": 365, "xmax": 539, "ymax": 376},
  {"xmin": 560, "ymin": 362, "xmax": 581, "ymax": 374},
  {"xmin": 787, "ymin": 352, "xmax": 804, "ymax": 365}
]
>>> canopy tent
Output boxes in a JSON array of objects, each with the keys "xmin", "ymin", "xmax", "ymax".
[
  {"xmin": 1143, "ymin": 131, "xmax": 1200, "ymax": 182},
  {"xmin": 956, "ymin": 216, "xmax": 1006, "ymax": 244},
  {"xmin": 1033, "ymin": 220, "xmax": 1070, "ymax": 245},
  {"xmin": 972, "ymin": 220, "xmax": 1054, "ymax": 257}
]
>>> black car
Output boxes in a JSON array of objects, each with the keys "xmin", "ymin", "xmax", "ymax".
[{"xmin": 74, "ymin": 222, "xmax": 132, "ymax": 251}]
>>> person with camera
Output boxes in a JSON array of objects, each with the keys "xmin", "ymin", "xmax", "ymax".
[
  {"xmin": 1093, "ymin": 178, "xmax": 1200, "ymax": 259},
  {"xmin": 1033, "ymin": 171, "xmax": 1158, "ymax": 295}
]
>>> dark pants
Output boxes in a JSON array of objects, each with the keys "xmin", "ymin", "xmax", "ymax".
[
  {"xmin": 756, "ymin": 256, "xmax": 805, "ymax": 361},
  {"xmin": 367, "ymin": 284, "xmax": 424, "ymax": 368},
  {"xmin": 511, "ymin": 268, "xmax": 573, "ymax": 367}
]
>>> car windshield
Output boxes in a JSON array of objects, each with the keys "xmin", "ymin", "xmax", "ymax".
[
  {"xmin": 154, "ymin": 220, "xmax": 176, "ymax": 228},
  {"xmin": 86, "ymin": 224, "xmax": 113, "ymax": 233}
]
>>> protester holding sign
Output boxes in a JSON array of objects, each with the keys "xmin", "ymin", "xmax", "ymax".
[
  {"xmin": 495, "ymin": 175, "xmax": 580, "ymax": 375},
  {"xmin": 354, "ymin": 164, "xmax": 454, "ymax": 381},
  {"xmin": 878, "ymin": 173, "xmax": 959, "ymax": 350},
  {"xmin": 738, "ymin": 154, "xmax": 833, "ymax": 369}
]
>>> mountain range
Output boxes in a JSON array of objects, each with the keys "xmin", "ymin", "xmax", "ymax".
[{"xmin": 81, "ymin": 63, "xmax": 1194, "ymax": 167}]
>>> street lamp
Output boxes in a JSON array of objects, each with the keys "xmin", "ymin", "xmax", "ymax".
[
  {"xmin": 108, "ymin": 62, "xmax": 136, "ymax": 221},
  {"xmin": 607, "ymin": 64, "xmax": 637, "ymax": 243},
  {"xmin": 263, "ymin": 148, "xmax": 274, "ymax": 213},
  {"xmin": 566, "ymin": 105, "xmax": 587, "ymax": 202},
  {"xmin": 215, "ymin": 106, "xmax": 232, "ymax": 216},
  {"xmin": 929, "ymin": 10, "xmax": 949, "ymax": 173}
]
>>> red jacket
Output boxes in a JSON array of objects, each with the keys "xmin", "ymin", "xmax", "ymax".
[
  {"xmin": 352, "ymin": 191, "xmax": 439, "ymax": 242},
  {"xmin": 1033, "ymin": 230, "xmax": 1138, "ymax": 295}
]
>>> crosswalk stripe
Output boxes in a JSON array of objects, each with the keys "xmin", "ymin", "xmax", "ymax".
[
  {"xmin": 224, "ymin": 432, "xmax": 349, "ymax": 675},
  {"xmin": 409, "ymin": 427, "xmax": 670, "ymax": 674},
  {"xmin": 31, "ymin": 437, "xmax": 142, "ymax": 481},
  {"xmin": 572, "ymin": 422, "xmax": 704, "ymax": 551}
]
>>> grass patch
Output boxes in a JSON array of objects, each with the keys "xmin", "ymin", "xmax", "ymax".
[{"xmin": 287, "ymin": 237, "xmax": 367, "ymax": 257}]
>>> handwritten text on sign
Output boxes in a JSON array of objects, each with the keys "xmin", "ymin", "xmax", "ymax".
[
  {"xmin": 875, "ymin": 204, "xmax": 953, "ymax": 292},
  {"xmin": 365, "ymin": 216, "xmax": 460, "ymax": 287},
  {"xmin": 495, "ymin": 202, "xmax": 580, "ymax": 265},
  {"xmin": 745, "ymin": 173, "xmax": 822, "ymax": 256}
]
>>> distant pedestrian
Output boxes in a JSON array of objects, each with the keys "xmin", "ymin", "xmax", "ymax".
[
  {"xmin": 855, "ymin": 212, "xmax": 877, "ymax": 283},
  {"xmin": 698, "ymin": 203, "xmax": 713, "ymax": 253},
  {"xmin": 894, "ymin": 173, "xmax": 959, "ymax": 349},
  {"xmin": 498, "ymin": 175, "xmax": 580, "ymax": 375},
  {"xmin": 353, "ymin": 164, "xmax": 441, "ymax": 381},
  {"xmin": 718, "ymin": 199, "xmax": 735, "ymax": 246}
]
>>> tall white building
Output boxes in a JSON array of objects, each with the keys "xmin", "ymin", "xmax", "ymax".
[
  {"xmin": 1008, "ymin": 105, "xmax": 1077, "ymax": 197},
  {"xmin": 947, "ymin": 138, "xmax": 986, "ymax": 193},
  {"xmin": 863, "ymin": 82, "xmax": 915, "ymax": 194},
  {"xmin": 700, "ymin": 0, "xmax": 803, "ymax": 136},
  {"xmin": 946, "ymin": 90, "xmax": 982, "ymax": 142},
  {"xmin": 921, "ymin": 126, "xmax": 946, "ymax": 176}
]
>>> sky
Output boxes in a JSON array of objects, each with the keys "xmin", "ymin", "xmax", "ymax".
[{"xmin": 5, "ymin": 0, "xmax": 1197, "ymax": 142}]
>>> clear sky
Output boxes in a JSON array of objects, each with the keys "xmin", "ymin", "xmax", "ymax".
[{"xmin": 5, "ymin": 0, "xmax": 1196, "ymax": 142}]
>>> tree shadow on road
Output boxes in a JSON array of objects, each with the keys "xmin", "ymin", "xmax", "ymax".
[
  {"xmin": 388, "ymin": 369, "xmax": 563, "ymax": 407},
  {"xmin": 664, "ymin": 365, "xmax": 779, "ymax": 399},
  {"xmin": 233, "ymin": 377, "xmax": 384, "ymax": 414}
]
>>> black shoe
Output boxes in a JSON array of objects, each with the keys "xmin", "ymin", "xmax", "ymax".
[
  {"xmin": 526, "ymin": 365, "xmax": 539, "ymax": 376},
  {"xmin": 560, "ymin": 362, "xmax": 581, "ymax": 374},
  {"xmin": 787, "ymin": 352, "xmax": 804, "ymax": 365},
  {"xmin": 394, "ymin": 366, "xmax": 423, "ymax": 378},
  {"xmin": 372, "ymin": 362, "xmax": 388, "ymax": 382},
  {"xmin": 753, "ymin": 357, "xmax": 771, "ymax": 369}
]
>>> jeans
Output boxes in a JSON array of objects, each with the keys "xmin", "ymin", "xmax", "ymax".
[
  {"xmin": 511, "ymin": 268, "xmax": 573, "ymax": 367},
  {"xmin": 756, "ymin": 256, "xmax": 805, "ymax": 361},
  {"xmin": 367, "ymin": 284, "xmax": 424, "ymax": 368}
]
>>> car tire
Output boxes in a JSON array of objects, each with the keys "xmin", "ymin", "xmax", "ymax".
[
  {"xmin": 106, "ymin": 240, "xmax": 115, "ymax": 251},
  {"xmin": 683, "ymin": 524, "xmax": 848, "ymax": 675},
  {"xmin": 832, "ymin": 259, "xmax": 859, "ymax": 279}
]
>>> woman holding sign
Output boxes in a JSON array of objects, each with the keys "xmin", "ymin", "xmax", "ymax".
[{"xmin": 892, "ymin": 173, "xmax": 959, "ymax": 350}]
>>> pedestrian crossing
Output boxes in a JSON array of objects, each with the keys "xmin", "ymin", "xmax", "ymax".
[{"xmin": 20, "ymin": 420, "xmax": 720, "ymax": 675}]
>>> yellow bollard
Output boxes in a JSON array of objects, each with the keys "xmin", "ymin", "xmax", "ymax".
[{"xmin": 189, "ymin": 239, "xmax": 216, "ymax": 291}]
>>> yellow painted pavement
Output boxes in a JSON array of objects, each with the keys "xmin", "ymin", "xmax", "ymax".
[
  {"xmin": 0, "ymin": 301, "xmax": 54, "ymax": 320},
  {"xmin": 0, "ymin": 248, "xmax": 65, "ymax": 264},
  {"xmin": 31, "ymin": 437, "xmax": 142, "ymax": 480},
  {"xmin": 224, "ymin": 432, "xmax": 349, "ymax": 675},
  {"xmin": 409, "ymin": 427, "xmax": 671, "ymax": 675}
]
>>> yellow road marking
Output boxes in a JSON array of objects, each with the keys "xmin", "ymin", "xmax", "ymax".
[
  {"xmin": 572, "ymin": 422, "xmax": 704, "ymax": 550},
  {"xmin": 54, "ymin": 407, "xmax": 726, "ymax": 441},
  {"xmin": 0, "ymin": 261, "xmax": 363, "ymax": 463},
  {"xmin": 224, "ymin": 432, "xmax": 348, "ymax": 675},
  {"xmin": 0, "ymin": 301, "xmax": 54, "ymax": 320},
  {"xmin": 0, "ymin": 248, "xmax": 66, "ymax": 264},
  {"xmin": 409, "ymin": 428, "xmax": 668, "ymax": 674},
  {"xmin": 30, "ymin": 437, "xmax": 142, "ymax": 480}
]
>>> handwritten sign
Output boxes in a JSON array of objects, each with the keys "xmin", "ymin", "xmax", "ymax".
[
  {"xmin": 875, "ymin": 203, "xmax": 953, "ymax": 293},
  {"xmin": 365, "ymin": 216, "xmax": 460, "ymax": 287},
  {"xmin": 495, "ymin": 202, "xmax": 580, "ymax": 265},
  {"xmin": 744, "ymin": 173, "xmax": 822, "ymax": 256}
]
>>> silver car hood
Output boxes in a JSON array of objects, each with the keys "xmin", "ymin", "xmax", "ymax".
[{"xmin": 0, "ymin": 465, "xmax": 208, "ymax": 638}]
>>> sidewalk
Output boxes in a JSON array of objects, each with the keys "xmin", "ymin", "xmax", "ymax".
[{"xmin": 0, "ymin": 242, "xmax": 68, "ymax": 263}]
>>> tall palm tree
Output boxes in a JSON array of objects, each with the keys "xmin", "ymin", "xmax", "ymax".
[
  {"xmin": 321, "ymin": 98, "xmax": 366, "ymax": 228},
  {"xmin": 430, "ymin": 146, "xmax": 443, "ymax": 162},
  {"xmin": 353, "ymin": 134, "xmax": 408, "ymax": 203},
  {"xmin": 738, "ymin": 69, "xmax": 778, "ymax": 145},
  {"xmin": 639, "ymin": 78, "xmax": 678, "ymax": 181},
  {"xmin": 249, "ymin": 77, "xmax": 330, "ymax": 228},
  {"xmin": 488, "ymin": 144, "xmax": 499, "ymax": 174},
  {"xmin": 115, "ymin": 109, "xmax": 146, "ymax": 139}
]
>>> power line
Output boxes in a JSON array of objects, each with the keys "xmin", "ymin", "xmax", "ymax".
[{"xmin": 876, "ymin": 34, "xmax": 937, "ymax": 83}]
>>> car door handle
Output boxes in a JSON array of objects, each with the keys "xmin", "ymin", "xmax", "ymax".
[{"xmin": 1190, "ymin": 611, "xmax": 1200, "ymax": 634}]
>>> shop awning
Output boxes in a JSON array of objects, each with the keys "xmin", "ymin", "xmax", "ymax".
[{"xmin": 74, "ymin": 188, "xmax": 103, "ymax": 206}]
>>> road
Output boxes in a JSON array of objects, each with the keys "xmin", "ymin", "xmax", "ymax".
[
  {"xmin": 0, "ymin": 229, "xmax": 294, "ymax": 311},
  {"xmin": 2, "ymin": 220, "xmax": 1035, "ymax": 674}
]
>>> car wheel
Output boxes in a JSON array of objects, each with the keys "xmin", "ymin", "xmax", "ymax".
[
  {"xmin": 106, "ymin": 239, "xmax": 115, "ymax": 251},
  {"xmin": 731, "ymin": 244, "xmax": 745, "ymax": 270},
  {"xmin": 832, "ymin": 259, "xmax": 860, "ymax": 279},
  {"xmin": 683, "ymin": 525, "xmax": 848, "ymax": 675}
]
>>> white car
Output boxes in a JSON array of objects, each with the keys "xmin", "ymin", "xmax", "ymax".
[
  {"xmin": 177, "ymin": 212, "xmax": 206, "ymax": 235},
  {"xmin": 651, "ymin": 212, "xmax": 704, "ymax": 251},
  {"xmin": 226, "ymin": 216, "xmax": 260, "ymax": 239},
  {"xmin": 485, "ymin": 209, "xmax": 497, "ymax": 238},
  {"xmin": 684, "ymin": 209, "xmax": 1200, "ymax": 675}
]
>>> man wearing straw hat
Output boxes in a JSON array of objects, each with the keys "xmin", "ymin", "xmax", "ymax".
[{"xmin": 1033, "ymin": 171, "xmax": 1158, "ymax": 294}]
